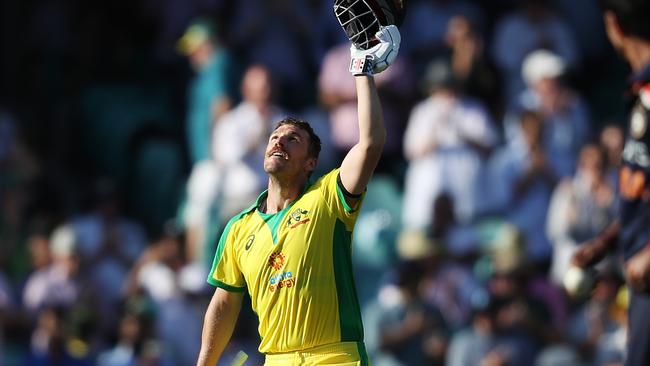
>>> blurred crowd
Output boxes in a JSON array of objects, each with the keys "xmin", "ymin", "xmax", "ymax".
[{"xmin": 0, "ymin": 0, "xmax": 635, "ymax": 365}]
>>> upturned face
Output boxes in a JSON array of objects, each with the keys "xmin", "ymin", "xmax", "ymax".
[{"xmin": 263, "ymin": 124, "xmax": 316, "ymax": 178}]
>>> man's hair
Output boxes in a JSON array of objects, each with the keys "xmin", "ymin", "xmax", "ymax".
[
  {"xmin": 599, "ymin": 0, "xmax": 650, "ymax": 41},
  {"xmin": 274, "ymin": 117, "xmax": 322, "ymax": 160}
]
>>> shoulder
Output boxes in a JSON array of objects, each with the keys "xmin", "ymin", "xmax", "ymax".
[
  {"xmin": 222, "ymin": 200, "xmax": 260, "ymax": 236},
  {"xmin": 308, "ymin": 169, "xmax": 340, "ymax": 191},
  {"xmin": 304, "ymin": 169, "xmax": 345, "ymax": 209}
]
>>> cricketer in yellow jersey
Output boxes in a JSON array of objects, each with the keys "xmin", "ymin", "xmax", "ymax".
[{"xmin": 195, "ymin": 24, "xmax": 401, "ymax": 366}]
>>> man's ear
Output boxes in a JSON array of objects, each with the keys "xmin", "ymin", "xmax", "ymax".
[
  {"xmin": 305, "ymin": 157, "xmax": 317, "ymax": 174},
  {"xmin": 604, "ymin": 11, "xmax": 625, "ymax": 49}
]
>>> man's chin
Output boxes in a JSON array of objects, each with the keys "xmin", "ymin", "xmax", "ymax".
[
  {"xmin": 264, "ymin": 164, "xmax": 302, "ymax": 179},
  {"xmin": 263, "ymin": 163, "xmax": 283, "ymax": 175}
]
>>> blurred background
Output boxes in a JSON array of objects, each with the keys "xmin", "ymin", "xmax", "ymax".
[{"xmin": 0, "ymin": 0, "xmax": 634, "ymax": 365}]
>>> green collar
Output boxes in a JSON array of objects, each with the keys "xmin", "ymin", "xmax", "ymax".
[
  {"xmin": 253, "ymin": 179, "xmax": 313, "ymax": 245},
  {"xmin": 252, "ymin": 178, "xmax": 314, "ymax": 215}
]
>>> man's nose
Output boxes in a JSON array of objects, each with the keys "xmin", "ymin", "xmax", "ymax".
[{"xmin": 276, "ymin": 136, "xmax": 288, "ymax": 146}]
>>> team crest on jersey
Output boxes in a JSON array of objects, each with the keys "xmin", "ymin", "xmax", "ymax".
[
  {"xmin": 631, "ymin": 105, "xmax": 648, "ymax": 139},
  {"xmin": 268, "ymin": 251, "xmax": 286, "ymax": 270},
  {"xmin": 287, "ymin": 208, "xmax": 310, "ymax": 229}
]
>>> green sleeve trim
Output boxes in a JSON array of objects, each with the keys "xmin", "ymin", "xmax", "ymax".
[
  {"xmin": 257, "ymin": 181, "xmax": 312, "ymax": 245},
  {"xmin": 335, "ymin": 177, "xmax": 363, "ymax": 213},
  {"xmin": 208, "ymin": 216, "xmax": 238, "ymax": 276},
  {"xmin": 209, "ymin": 279, "xmax": 246, "ymax": 292},
  {"xmin": 337, "ymin": 174, "xmax": 363, "ymax": 198},
  {"xmin": 336, "ymin": 184, "xmax": 354, "ymax": 213},
  {"xmin": 207, "ymin": 207, "xmax": 251, "ymax": 286}
]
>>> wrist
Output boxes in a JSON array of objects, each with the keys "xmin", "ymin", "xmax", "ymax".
[
  {"xmin": 348, "ymin": 25, "xmax": 400, "ymax": 76},
  {"xmin": 350, "ymin": 55, "xmax": 374, "ymax": 76}
]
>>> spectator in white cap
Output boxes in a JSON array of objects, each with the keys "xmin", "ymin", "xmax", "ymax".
[
  {"xmin": 521, "ymin": 49, "xmax": 567, "ymax": 86},
  {"xmin": 492, "ymin": 0, "xmax": 580, "ymax": 103},
  {"xmin": 505, "ymin": 49, "xmax": 590, "ymax": 179}
]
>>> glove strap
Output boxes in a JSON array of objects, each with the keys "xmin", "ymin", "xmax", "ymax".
[{"xmin": 350, "ymin": 55, "xmax": 374, "ymax": 76}]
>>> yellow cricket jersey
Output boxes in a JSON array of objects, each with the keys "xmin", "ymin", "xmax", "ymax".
[{"xmin": 207, "ymin": 169, "xmax": 367, "ymax": 358}]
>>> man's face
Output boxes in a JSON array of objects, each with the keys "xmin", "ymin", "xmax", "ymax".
[{"xmin": 263, "ymin": 124, "xmax": 316, "ymax": 178}]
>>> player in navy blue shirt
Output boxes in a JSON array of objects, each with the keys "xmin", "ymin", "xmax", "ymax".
[{"xmin": 572, "ymin": 1, "xmax": 650, "ymax": 365}]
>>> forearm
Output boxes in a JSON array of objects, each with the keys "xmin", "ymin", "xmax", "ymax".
[
  {"xmin": 598, "ymin": 220, "xmax": 621, "ymax": 249},
  {"xmin": 572, "ymin": 220, "xmax": 620, "ymax": 268},
  {"xmin": 196, "ymin": 289, "xmax": 243, "ymax": 366},
  {"xmin": 339, "ymin": 25, "xmax": 399, "ymax": 195},
  {"xmin": 339, "ymin": 75, "xmax": 385, "ymax": 196},
  {"xmin": 355, "ymin": 75, "xmax": 386, "ymax": 150}
]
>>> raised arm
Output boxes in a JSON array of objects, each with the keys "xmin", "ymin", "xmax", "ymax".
[
  {"xmin": 196, "ymin": 287, "xmax": 244, "ymax": 366},
  {"xmin": 339, "ymin": 26, "xmax": 401, "ymax": 199},
  {"xmin": 340, "ymin": 75, "xmax": 385, "ymax": 196}
]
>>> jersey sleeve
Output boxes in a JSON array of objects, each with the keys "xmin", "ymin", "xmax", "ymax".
[
  {"xmin": 207, "ymin": 217, "xmax": 246, "ymax": 292},
  {"xmin": 317, "ymin": 169, "xmax": 365, "ymax": 229}
]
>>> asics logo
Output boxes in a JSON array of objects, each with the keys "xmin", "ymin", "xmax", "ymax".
[{"xmin": 245, "ymin": 235, "xmax": 255, "ymax": 250}]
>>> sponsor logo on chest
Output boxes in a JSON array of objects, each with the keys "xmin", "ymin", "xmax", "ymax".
[
  {"xmin": 266, "ymin": 251, "xmax": 297, "ymax": 292},
  {"xmin": 268, "ymin": 271, "xmax": 296, "ymax": 292}
]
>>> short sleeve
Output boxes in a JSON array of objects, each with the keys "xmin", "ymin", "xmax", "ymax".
[
  {"xmin": 207, "ymin": 218, "xmax": 246, "ymax": 292},
  {"xmin": 316, "ymin": 169, "xmax": 364, "ymax": 229}
]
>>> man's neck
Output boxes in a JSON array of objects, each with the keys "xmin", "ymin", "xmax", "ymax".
[{"xmin": 263, "ymin": 175, "xmax": 308, "ymax": 214}]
